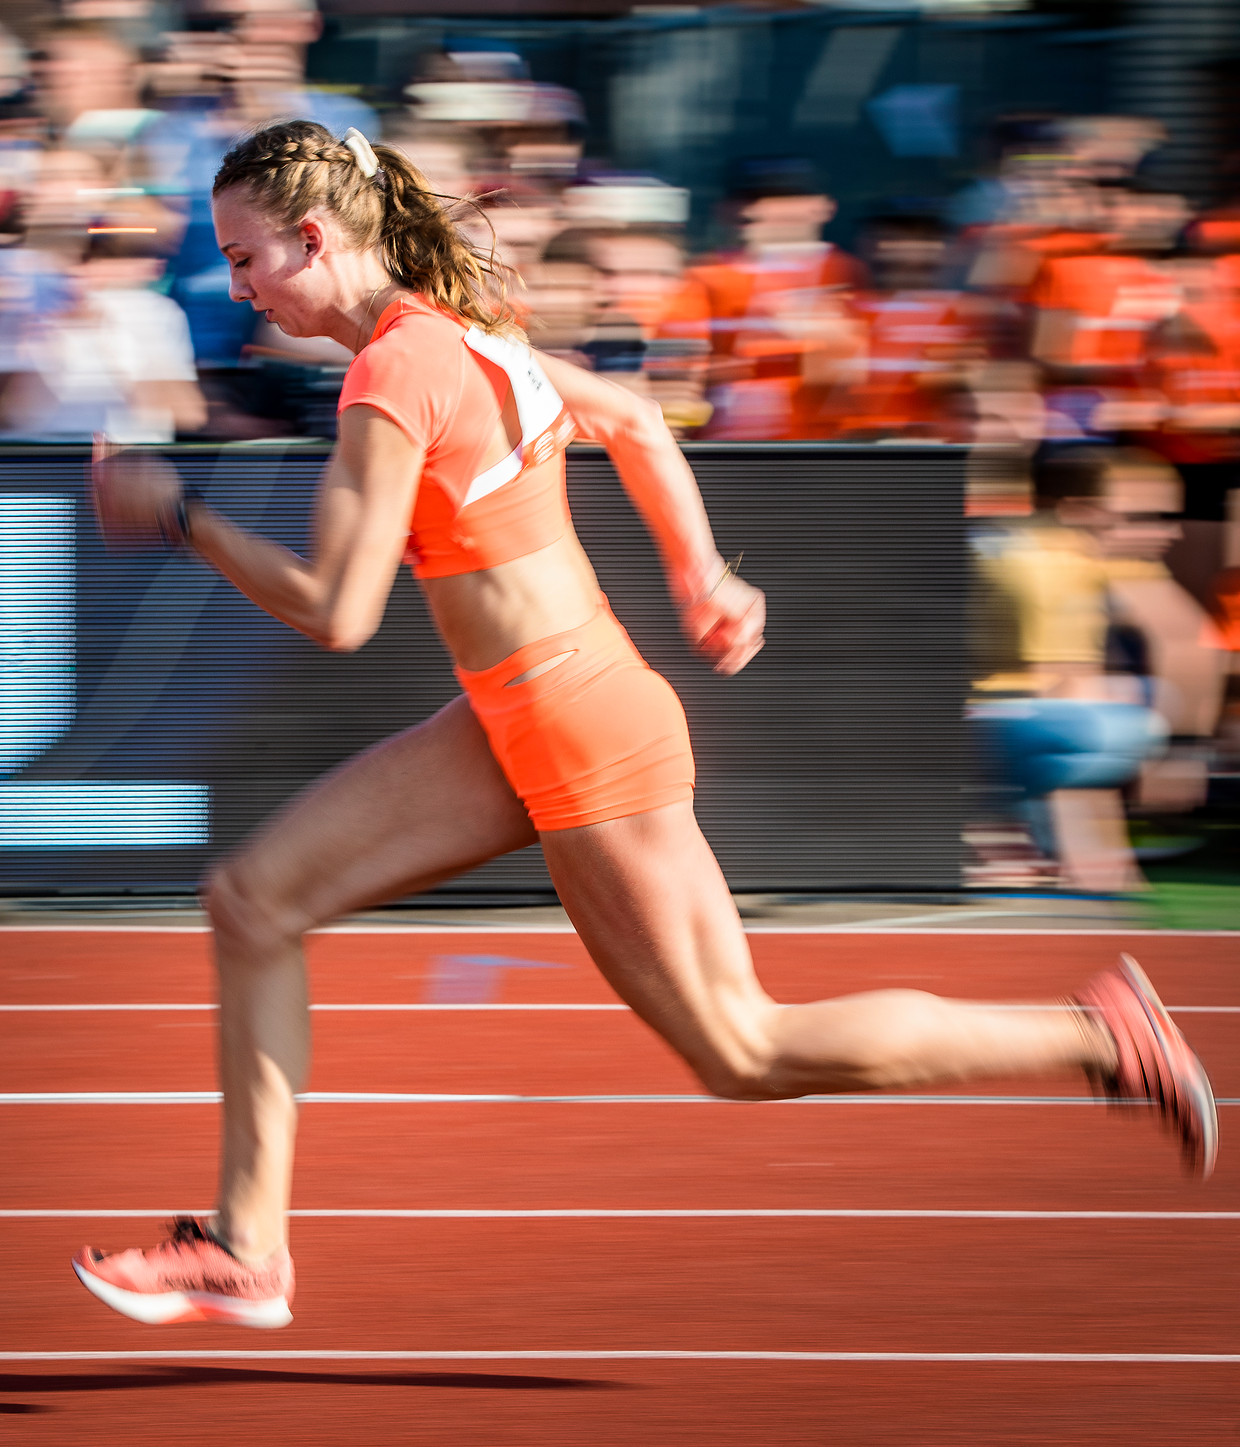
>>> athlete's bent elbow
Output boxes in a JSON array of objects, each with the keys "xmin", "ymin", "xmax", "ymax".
[
  {"xmin": 319, "ymin": 623, "xmax": 374, "ymax": 653},
  {"xmin": 312, "ymin": 601, "xmax": 382, "ymax": 653},
  {"xmin": 625, "ymin": 393, "xmax": 671, "ymax": 448}
]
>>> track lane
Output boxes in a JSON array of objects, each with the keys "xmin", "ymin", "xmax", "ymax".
[
  {"xmin": 2, "ymin": 1104, "xmax": 1234, "ymax": 1211},
  {"xmin": 4, "ymin": 931, "xmax": 1238, "ymax": 1006},
  {"xmin": 2, "ymin": 1008, "xmax": 1235, "ymax": 1100},
  {"xmin": 6, "ymin": 1217, "xmax": 1237, "ymax": 1355},
  {"xmin": 0, "ymin": 1361, "xmax": 1235, "ymax": 1447}
]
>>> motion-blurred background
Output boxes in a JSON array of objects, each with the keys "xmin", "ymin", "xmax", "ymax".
[{"xmin": 0, "ymin": 0, "xmax": 1237, "ymax": 919}]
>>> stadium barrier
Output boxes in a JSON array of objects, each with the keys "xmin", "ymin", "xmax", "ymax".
[{"xmin": 0, "ymin": 442, "xmax": 966, "ymax": 896}]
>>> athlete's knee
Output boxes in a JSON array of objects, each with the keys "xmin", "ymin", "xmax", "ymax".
[
  {"xmin": 691, "ymin": 1008, "xmax": 784, "ymax": 1102},
  {"xmin": 202, "ymin": 856, "xmax": 299, "ymax": 958},
  {"xmin": 697, "ymin": 1056, "xmax": 777, "ymax": 1101}
]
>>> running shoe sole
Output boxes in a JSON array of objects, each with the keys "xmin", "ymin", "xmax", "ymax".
[
  {"xmin": 1118, "ymin": 952, "xmax": 1219, "ymax": 1181},
  {"xmin": 72, "ymin": 1257, "xmax": 293, "ymax": 1328}
]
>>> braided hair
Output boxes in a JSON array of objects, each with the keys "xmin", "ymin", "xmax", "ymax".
[{"xmin": 212, "ymin": 119, "xmax": 517, "ymax": 334}]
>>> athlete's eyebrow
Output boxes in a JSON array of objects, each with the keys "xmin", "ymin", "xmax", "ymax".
[{"xmin": 219, "ymin": 241, "xmax": 242, "ymax": 255}]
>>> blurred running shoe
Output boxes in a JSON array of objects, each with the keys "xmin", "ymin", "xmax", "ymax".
[
  {"xmin": 1074, "ymin": 953, "xmax": 1219, "ymax": 1179},
  {"xmin": 72, "ymin": 1217, "xmax": 294, "ymax": 1327}
]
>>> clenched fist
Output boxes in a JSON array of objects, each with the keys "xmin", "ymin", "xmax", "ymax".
[
  {"xmin": 680, "ymin": 564, "xmax": 766, "ymax": 676},
  {"xmin": 91, "ymin": 436, "xmax": 184, "ymax": 550}
]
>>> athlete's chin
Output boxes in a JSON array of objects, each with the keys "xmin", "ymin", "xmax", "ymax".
[{"xmin": 261, "ymin": 307, "xmax": 329, "ymax": 342}]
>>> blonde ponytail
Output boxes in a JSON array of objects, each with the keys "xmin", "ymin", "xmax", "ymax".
[{"xmin": 212, "ymin": 120, "xmax": 519, "ymax": 335}]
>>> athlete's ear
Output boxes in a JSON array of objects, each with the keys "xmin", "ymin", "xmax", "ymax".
[{"xmin": 299, "ymin": 215, "xmax": 326, "ymax": 266}]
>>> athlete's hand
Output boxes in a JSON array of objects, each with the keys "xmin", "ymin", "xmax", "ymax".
[
  {"xmin": 91, "ymin": 436, "xmax": 183, "ymax": 549},
  {"xmin": 680, "ymin": 566, "xmax": 766, "ymax": 675}
]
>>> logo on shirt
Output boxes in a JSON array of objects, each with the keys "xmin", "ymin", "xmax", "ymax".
[{"xmin": 528, "ymin": 410, "xmax": 576, "ymax": 465}]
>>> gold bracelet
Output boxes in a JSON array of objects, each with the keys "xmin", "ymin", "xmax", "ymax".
[{"xmin": 701, "ymin": 552, "xmax": 743, "ymax": 602}]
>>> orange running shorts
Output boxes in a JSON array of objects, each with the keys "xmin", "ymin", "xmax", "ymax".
[{"xmin": 455, "ymin": 598, "xmax": 695, "ymax": 831}]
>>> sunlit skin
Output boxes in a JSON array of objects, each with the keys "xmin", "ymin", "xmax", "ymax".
[{"xmin": 94, "ymin": 187, "xmax": 1118, "ymax": 1267}]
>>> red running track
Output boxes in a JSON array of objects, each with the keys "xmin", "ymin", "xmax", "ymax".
[{"xmin": 1, "ymin": 927, "xmax": 1238, "ymax": 1445}]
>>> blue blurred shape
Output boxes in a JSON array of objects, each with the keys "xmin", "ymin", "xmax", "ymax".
[
  {"xmin": 0, "ymin": 495, "xmax": 75, "ymax": 776},
  {"xmin": 867, "ymin": 83, "xmax": 959, "ymax": 158},
  {"xmin": 425, "ymin": 954, "xmax": 567, "ymax": 1004},
  {"xmin": 0, "ymin": 782, "xmax": 210, "ymax": 847}
]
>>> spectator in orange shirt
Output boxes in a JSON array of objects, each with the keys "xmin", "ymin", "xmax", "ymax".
[
  {"xmin": 1029, "ymin": 181, "xmax": 1187, "ymax": 440},
  {"xmin": 1142, "ymin": 216, "xmax": 1240, "ymax": 521},
  {"xmin": 1144, "ymin": 254, "xmax": 1240, "ymax": 463},
  {"xmin": 837, "ymin": 213, "xmax": 988, "ymax": 442},
  {"xmin": 688, "ymin": 158, "xmax": 866, "ymax": 440}
]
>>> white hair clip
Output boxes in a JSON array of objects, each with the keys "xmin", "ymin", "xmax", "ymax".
[{"xmin": 342, "ymin": 127, "xmax": 379, "ymax": 179}]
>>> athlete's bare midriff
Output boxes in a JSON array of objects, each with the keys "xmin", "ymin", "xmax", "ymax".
[{"xmin": 423, "ymin": 525, "xmax": 602, "ymax": 673}]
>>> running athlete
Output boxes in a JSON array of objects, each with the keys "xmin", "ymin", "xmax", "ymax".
[{"xmin": 73, "ymin": 123, "xmax": 1217, "ymax": 1329}]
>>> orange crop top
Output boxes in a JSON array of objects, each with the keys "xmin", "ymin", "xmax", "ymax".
[{"xmin": 337, "ymin": 294, "xmax": 577, "ymax": 579}]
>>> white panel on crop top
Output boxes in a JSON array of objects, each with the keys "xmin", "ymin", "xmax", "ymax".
[{"xmin": 460, "ymin": 327, "xmax": 570, "ymax": 507}]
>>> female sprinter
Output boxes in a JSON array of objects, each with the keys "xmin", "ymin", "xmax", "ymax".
[{"xmin": 74, "ymin": 122, "xmax": 1216, "ymax": 1328}]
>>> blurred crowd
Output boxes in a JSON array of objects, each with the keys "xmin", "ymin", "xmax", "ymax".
[
  {"xmin": 5, "ymin": 5, "xmax": 1240, "ymax": 468},
  {"xmin": 2, "ymin": 0, "xmax": 1239, "ymax": 892},
  {"xmin": 5, "ymin": 3, "xmax": 1240, "ymax": 470}
]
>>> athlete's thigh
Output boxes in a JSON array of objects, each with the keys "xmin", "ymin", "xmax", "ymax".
[
  {"xmin": 218, "ymin": 694, "xmax": 536, "ymax": 930},
  {"xmin": 539, "ymin": 801, "xmax": 775, "ymax": 1078}
]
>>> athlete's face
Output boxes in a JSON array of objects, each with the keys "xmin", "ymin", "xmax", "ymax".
[{"xmin": 213, "ymin": 188, "xmax": 327, "ymax": 338}]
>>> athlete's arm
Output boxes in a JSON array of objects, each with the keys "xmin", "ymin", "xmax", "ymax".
[
  {"xmin": 94, "ymin": 406, "xmax": 422, "ymax": 652},
  {"xmin": 537, "ymin": 350, "xmax": 720, "ymax": 597},
  {"xmin": 535, "ymin": 350, "xmax": 765, "ymax": 675},
  {"xmin": 191, "ymin": 406, "xmax": 421, "ymax": 651}
]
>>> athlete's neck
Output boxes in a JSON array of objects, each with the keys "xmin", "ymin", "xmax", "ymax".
[{"xmin": 319, "ymin": 267, "xmax": 408, "ymax": 356}]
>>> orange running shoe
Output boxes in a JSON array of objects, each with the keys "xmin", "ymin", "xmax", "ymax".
[
  {"xmin": 72, "ymin": 1217, "xmax": 294, "ymax": 1327},
  {"xmin": 1074, "ymin": 953, "xmax": 1219, "ymax": 1180}
]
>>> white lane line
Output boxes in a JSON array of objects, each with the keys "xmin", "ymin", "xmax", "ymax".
[
  {"xmin": 2, "ymin": 1091, "xmax": 1235, "ymax": 1106},
  {"xmin": 761, "ymin": 926, "xmax": 1240, "ymax": 937},
  {"xmin": 0, "ymin": 1004, "xmax": 217, "ymax": 1013},
  {"xmin": 1, "ymin": 924, "xmax": 1237, "ymax": 937},
  {"xmin": 6, "ymin": 1207, "xmax": 1240, "ymax": 1221},
  {"xmin": 0, "ymin": 923, "xmax": 580, "ymax": 935},
  {"xmin": 791, "ymin": 909, "xmax": 1088, "ymax": 930},
  {"xmin": 2, "ymin": 1350, "xmax": 1238, "ymax": 1364},
  {"xmin": 0, "ymin": 1002, "xmax": 1233, "ymax": 1014},
  {"xmin": 0, "ymin": 1003, "xmax": 627, "ymax": 1013}
]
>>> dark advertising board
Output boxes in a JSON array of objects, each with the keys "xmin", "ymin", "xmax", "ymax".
[{"xmin": 0, "ymin": 443, "xmax": 966, "ymax": 896}]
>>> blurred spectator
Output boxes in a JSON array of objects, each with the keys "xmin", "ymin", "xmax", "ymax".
[
  {"xmin": 1097, "ymin": 449, "xmax": 1228, "ymax": 812},
  {"xmin": 521, "ymin": 232, "xmax": 598, "ymax": 368},
  {"xmin": 583, "ymin": 222, "xmax": 710, "ymax": 433},
  {"xmin": 0, "ymin": 24, "xmax": 25, "ymax": 111},
  {"xmin": 528, "ymin": 177, "xmax": 710, "ymax": 434},
  {"xmin": 1028, "ymin": 182, "xmax": 1186, "ymax": 441},
  {"xmin": 33, "ymin": 19, "xmax": 154, "ymax": 149},
  {"xmin": 1, "ymin": 199, "xmax": 203, "ymax": 442},
  {"xmin": 1211, "ymin": 491, "xmax": 1240, "ymax": 653},
  {"xmin": 970, "ymin": 445, "xmax": 1227, "ymax": 888},
  {"xmin": 31, "ymin": 20, "xmax": 179, "ymax": 243},
  {"xmin": 1210, "ymin": 491, "xmax": 1240, "ymax": 772},
  {"xmin": 7, "ymin": 27, "xmax": 1240, "ymax": 465},
  {"xmin": 969, "ymin": 448, "xmax": 1170, "ymax": 890},
  {"xmin": 838, "ymin": 213, "xmax": 987, "ymax": 442},
  {"xmin": 688, "ymin": 159, "xmax": 866, "ymax": 442},
  {"xmin": 143, "ymin": 0, "xmax": 376, "ymax": 383},
  {"xmin": 400, "ymin": 45, "xmax": 583, "ymax": 200}
]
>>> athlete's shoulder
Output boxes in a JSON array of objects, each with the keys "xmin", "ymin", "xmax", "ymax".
[
  {"xmin": 366, "ymin": 294, "xmax": 466, "ymax": 353},
  {"xmin": 348, "ymin": 297, "xmax": 462, "ymax": 384},
  {"xmin": 339, "ymin": 296, "xmax": 466, "ymax": 442}
]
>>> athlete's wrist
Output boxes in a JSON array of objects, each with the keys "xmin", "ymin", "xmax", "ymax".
[
  {"xmin": 683, "ymin": 552, "xmax": 743, "ymax": 606},
  {"xmin": 677, "ymin": 551, "xmax": 727, "ymax": 604},
  {"xmin": 157, "ymin": 486, "xmax": 206, "ymax": 552}
]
